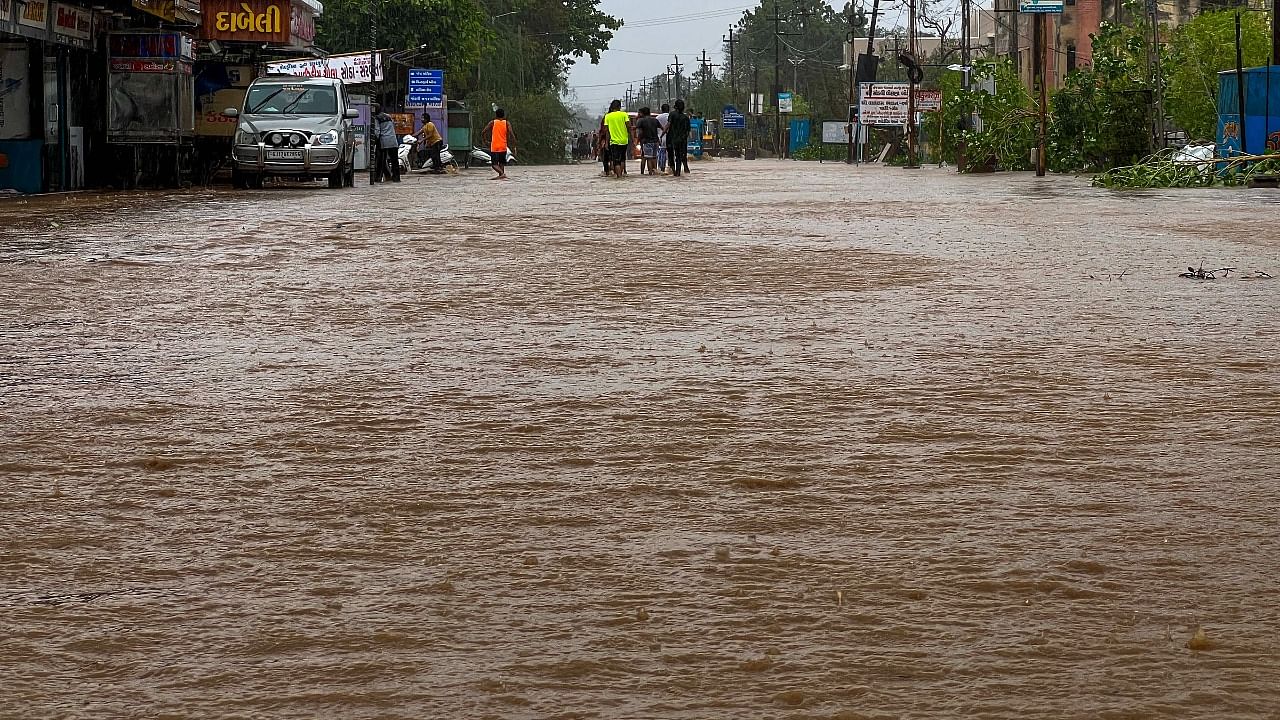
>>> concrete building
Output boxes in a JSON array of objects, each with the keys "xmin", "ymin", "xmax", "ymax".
[
  {"xmin": 847, "ymin": 8, "xmax": 1001, "ymax": 66},
  {"xmin": 992, "ymin": 0, "xmax": 1255, "ymax": 91}
]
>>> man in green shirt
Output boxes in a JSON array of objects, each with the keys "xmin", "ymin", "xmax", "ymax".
[{"xmin": 603, "ymin": 99, "xmax": 633, "ymax": 179}]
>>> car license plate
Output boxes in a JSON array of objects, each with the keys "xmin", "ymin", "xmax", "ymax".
[{"xmin": 266, "ymin": 149, "xmax": 303, "ymax": 160}]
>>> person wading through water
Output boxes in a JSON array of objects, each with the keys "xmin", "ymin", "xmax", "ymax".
[
  {"xmin": 481, "ymin": 107, "xmax": 515, "ymax": 180},
  {"xmin": 665, "ymin": 100, "xmax": 691, "ymax": 178},
  {"xmin": 634, "ymin": 107, "xmax": 660, "ymax": 177},
  {"xmin": 603, "ymin": 99, "xmax": 633, "ymax": 179}
]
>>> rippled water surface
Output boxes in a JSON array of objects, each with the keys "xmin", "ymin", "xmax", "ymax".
[{"xmin": 2, "ymin": 162, "xmax": 1279, "ymax": 719}]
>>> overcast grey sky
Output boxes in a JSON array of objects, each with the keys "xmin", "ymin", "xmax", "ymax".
[{"xmin": 565, "ymin": 1, "xmax": 843, "ymax": 113}]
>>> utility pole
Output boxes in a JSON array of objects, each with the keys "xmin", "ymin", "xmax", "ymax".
[
  {"xmin": 961, "ymin": 0, "xmax": 971, "ymax": 92},
  {"xmin": 846, "ymin": 4, "xmax": 857, "ymax": 164},
  {"xmin": 790, "ymin": 58, "xmax": 804, "ymax": 99},
  {"xmin": 698, "ymin": 49, "xmax": 719, "ymax": 113},
  {"xmin": 856, "ymin": 0, "xmax": 882, "ymax": 164},
  {"xmin": 1033, "ymin": 12, "xmax": 1046, "ymax": 176},
  {"xmin": 1147, "ymin": 0, "xmax": 1164, "ymax": 150},
  {"xmin": 906, "ymin": 0, "xmax": 919, "ymax": 167},
  {"xmin": 767, "ymin": 0, "xmax": 802, "ymax": 158},
  {"xmin": 1274, "ymin": 0, "xmax": 1280, "ymax": 70},
  {"xmin": 369, "ymin": 0, "xmax": 377, "ymax": 106},
  {"xmin": 724, "ymin": 26, "xmax": 739, "ymax": 106},
  {"xmin": 1236, "ymin": 11, "xmax": 1248, "ymax": 155},
  {"xmin": 750, "ymin": 48, "xmax": 765, "ymax": 157},
  {"xmin": 665, "ymin": 66, "xmax": 673, "ymax": 104},
  {"xmin": 672, "ymin": 55, "xmax": 684, "ymax": 100}
]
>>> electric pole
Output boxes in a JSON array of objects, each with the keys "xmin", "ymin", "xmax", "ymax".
[
  {"xmin": 845, "ymin": 4, "xmax": 856, "ymax": 164},
  {"xmin": 1274, "ymin": 0, "xmax": 1280, "ymax": 69},
  {"xmin": 724, "ymin": 26, "xmax": 739, "ymax": 107},
  {"xmin": 1148, "ymin": 0, "xmax": 1164, "ymax": 150},
  {"xmin": 697, "ymin": 49, "xmax": 719, "ymax": 113},
  {"xmin": 1034, "ymin": 12, "xmax": 1046, "ymax": 175},
  {"xmin": 672, "ymin": 55, "xmax": 684, "ymax": 100},
  {"xmin": 767, "ymin": 0, "xmax": 803, "ymax": 158},
  {"xmin": 906, "ymin": 0, "xmax": 919, "ymax": 167}
]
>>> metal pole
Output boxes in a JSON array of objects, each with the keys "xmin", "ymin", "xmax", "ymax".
[
  {"xmin": 1273, "ymin": 0, "xmax": 1280, "ymax": 71},
  {"xmin": 1036, "ymin": 13, "xmax": 1047, "ymax": 176},
  {"xmin": 753, "ymin": 60, "xmax": 760, "ymax": 153},
  {"xmin": 847, "ymin": 24, "xmax": 855, "ymax": 163},
  {"xmin": 906, "ymin": 0, "xmax": 918, "ymax": 167},
  {"xmin": 774, "ymin": 0, "xmax": 782, "ymax": 157},
  {"xmin": 1236, "ymin": 11, "xmax": 1248, "ymax": 155},
  {"xmin": 727, "ymin": 27, "xmax": 737, "ymax": 105},
  {"xmin": 1151, "ymin": 2, "xmax": 1165, "ymax": 150}
]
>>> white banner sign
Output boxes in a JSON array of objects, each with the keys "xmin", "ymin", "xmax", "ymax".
[
  {"xmin": 0, "ymin": 43, "xmax": 30, "ymax": 139},
  {"xmin": 265, "ymin": 51, "xmax": 384, "ymax": 83},
  {"xmin": 858, "ymin": 83, "xmax": 941, "ymax": 125},
  {"xmin": 821, "ymin": 121, "xmax": 851, "ymax": 144}
]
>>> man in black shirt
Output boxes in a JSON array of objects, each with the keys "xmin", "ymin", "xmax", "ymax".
[
  {"xmin": 665, "ymin": 100, "xmax": 691, "ymax": 178},
  {"xmin": 634, "ymin": 107, "xmax": 661, "ymax": 176}
]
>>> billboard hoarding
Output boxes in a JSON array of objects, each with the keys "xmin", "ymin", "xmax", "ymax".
[{"xmin": 265, "ymin": 51, "xmax": 384, "ymax": 83}]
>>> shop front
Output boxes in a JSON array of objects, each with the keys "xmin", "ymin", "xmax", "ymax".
[
  {"xmin": 106, "ymin": 29, "xmax": 194, "ymax": 186},
  {"xmin": 0, "ymin": 0, "xmax": 107, "ymax": 192},
  {"xmin": 190, "ymin": 0, "xmax": 320, "ymax": 182}
]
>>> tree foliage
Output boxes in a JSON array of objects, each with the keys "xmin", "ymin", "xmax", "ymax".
[
  {"xmin": 1165, "ymin": 9, "xmax": 1270, "ymax": 141},
  {"xmin": 1047, "ymin": 17, "xmax": 1155, "ymax": 171},
  {"xmin": 315, "ymin": 0, "xmax": 618, "ymax": 164},
  {"xmin": 316, "ymin": 0, "xmax": 488, "ymax": 78},
  {"xmin": 933, "ymin": 59, "xmax": 1036, "ymax": 171}
]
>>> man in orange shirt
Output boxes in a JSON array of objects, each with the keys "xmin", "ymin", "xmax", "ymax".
[{"xmin": 481, "ymin": 107, "xmax": 515, "ymax": 180}]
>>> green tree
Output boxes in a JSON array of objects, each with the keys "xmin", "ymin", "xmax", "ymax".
[
  {"xmin": 315, "ymin": 0, "xmax": 488, "ymax": 78},
  {"xmin": 1165, "ymin": 9, "xmax": 1270, "ymax": 141},
  {"xmin": 932, "ymin": 59, "xmax": 1036, "ymax": 171},
  {"xmin": 726, "ymin": 1, "xmax": 865, "ymax": 129},
  {"xmin": 1047, "ymin": 17, "xmax": 1155, "ymax": 171}
]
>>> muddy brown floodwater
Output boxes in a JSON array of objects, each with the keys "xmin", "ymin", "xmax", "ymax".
[{"xmin": 1, "ymin": 161, "xmax": 1279, "ymax": 719}]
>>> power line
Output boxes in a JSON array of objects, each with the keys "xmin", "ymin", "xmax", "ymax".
[{"xmin": 623, "ymin": 6, "xmax": 755, "ymax": 28}]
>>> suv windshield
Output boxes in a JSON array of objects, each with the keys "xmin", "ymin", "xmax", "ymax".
[{"xmin": 246, "ymin": 84, "xmax": 338, "ymax": 115}]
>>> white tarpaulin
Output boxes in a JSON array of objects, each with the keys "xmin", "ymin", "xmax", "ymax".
[
  {"xmin": 0, "ymin": 43, "xmax": 31, "ymax": 140},
  {"xmin": 266, "ymin": 51, "xmax": 384, "ymax": 83}
]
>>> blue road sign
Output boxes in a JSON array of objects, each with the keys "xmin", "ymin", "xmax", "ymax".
[
  {"xmin": 722, "ymin": 105, "xmax": 746, "ymax": 129},
  {"xmin": 408, "ymin": 68, "xmax": 445, "ymax": 104},
  {"xmin": 1018, "ymin": 0, "xmax": 1063, "ymax": 11}
]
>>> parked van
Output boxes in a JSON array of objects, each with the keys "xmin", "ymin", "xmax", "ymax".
[{"xmin": 224, "ymin": 75, "xmax": 358, "ymax": 189}]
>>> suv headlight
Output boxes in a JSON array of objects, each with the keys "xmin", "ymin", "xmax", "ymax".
[
  {"xmin": 235, "ymin": 129, "xmax": 257, "ymax": 145},
  {"xmin": 314, "ymin": 130, "xmax": 338, "ymax": 145}
]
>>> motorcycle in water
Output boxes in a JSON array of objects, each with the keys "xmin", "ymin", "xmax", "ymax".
[
  {"xmin": 398, "ymin": 134, "xmax": 456, "ymax": 173},
  {"xmin": 466, "ymin": 146, "xmax": 517, "ymax": 169}
]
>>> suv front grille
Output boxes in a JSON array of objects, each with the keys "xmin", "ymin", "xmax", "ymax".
[{"xmin": 261, "ymin": 131, "xmax": 312, "ymax": 148}]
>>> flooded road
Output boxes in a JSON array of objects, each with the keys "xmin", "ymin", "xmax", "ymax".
[{"xmin": 2, "ymin": 161, "xmax": 1278, "ymax": 719}]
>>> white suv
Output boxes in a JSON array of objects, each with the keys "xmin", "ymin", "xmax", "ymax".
[{"xmin": 225, "ymin": 75, "xmax": 358, "ymax": 189}]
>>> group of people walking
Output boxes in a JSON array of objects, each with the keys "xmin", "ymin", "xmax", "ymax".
[{"xmin": 596, "ymin": 99, "xmax": 692, "ymax": 179}]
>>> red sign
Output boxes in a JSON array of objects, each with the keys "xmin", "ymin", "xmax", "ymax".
[
  {"xmin": 53, "ymin": 4, "xmax": 92, "ymax": 40},
  {"xmin": 202, "ymin": 0, "xmax": 289, "ymax": 43},
  {"xmin": 110, "ymin": 32, "xmax": 181, "ymax": 58},
  {"xmin": 289, "ymin": 2, "xmax": 315, "ymax": 44}
]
